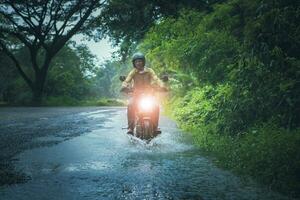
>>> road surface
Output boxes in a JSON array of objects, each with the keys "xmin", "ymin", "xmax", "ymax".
[{"xmin": 0, "ymin": 107, "xmax": 292, "ymax": 199}]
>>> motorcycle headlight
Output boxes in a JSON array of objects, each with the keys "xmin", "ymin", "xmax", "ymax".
[{"xmin": 139, "ymin": 97, "xmax": 155, "ymax": 111}]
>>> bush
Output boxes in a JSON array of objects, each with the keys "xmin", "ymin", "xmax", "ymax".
[
  {"xmin": 185, "ymin": 122, "xmax": 300, "ymax": 196},
  {"xmin": 142, "ymin": 0, "xmax": 300, "ymax": 196},
  {"xmin": 95, "ymin": 98, "xmax": 125, "ymax": 106},
  {"xmin": 44, "ymin": 96, "xmax": 80, "ymax": 106},
  {"xmin": 171, "ymin": 84, "xmax": 243, "ymax": 134},
  {"xmin": 82, "ymin": 98, "xmax": 125, "ymax": 106}
]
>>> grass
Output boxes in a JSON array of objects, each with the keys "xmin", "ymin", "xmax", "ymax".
[
  {"xmin": 0, "ymin": 97, "xmax": 126, "ymax": 107},
  {"xmin": 163, "ymin": 101, "xmax": 300, "ymax": 198},
  {"xmin": 176, "ymin": 123, "xmax": 300, "ymax": 197},
  {"xmin": 43, "ymin": 96, "xmax": 126, "ymax": 106},
  {"xmin": 81, "ymin": 98, "xmax": 125, "ymax": 106},
  {"xmin": 0, "ymin": 101, "xmax": 9, "ymax": 107}
]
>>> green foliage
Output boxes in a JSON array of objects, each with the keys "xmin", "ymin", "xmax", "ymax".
[
  {"xmin": 0, "ymin": 51, "xmax": 32, "ymax": 105},
  {"xmin": 93, "ymin": 98, "xmax": 124, "ymax": 106},
  {"xmin": 44, "ymin": 97, "xmax": 125, "ymax": 107},
  {"xmin": 141, "ymin": 0, "xmax": 300, "ymax": 133},
  {"xmin": 0, "ymin": 1, "xmax": 101, "ymax": 104},
  {"xmin": 184, "ymin": 123, "xmax": 300, "ymax": 196},
  {"xmin": 46, "ymin": 45, "xmax": 91, "ymax": 99},
  {"xmin": 0, "ymin": 43, "xmax": 121, "ymax": 106},
  {"xmin": 171, "ymin": 85, "xmax": 230, "ymax": 131},
  {"xmin": 91, "ymin": 60, "xmax": 122, "ymax": 98},
  {"xmin": 95, "ymin": 0, "xmax": 222, "ymax": 60},
  {"xmin": 44, "ymin": 96, "xmax": 80, "ymax": 106},
  {"xmin": 140, "ymin": 0, "xmax": 300, "ymax": 195}
]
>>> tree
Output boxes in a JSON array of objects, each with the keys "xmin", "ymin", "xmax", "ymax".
[
  {"xmin": 0, "ymin": 0, "xmax": 103, "ymax": 104},
  {"xmin": 0, "ymin": 51, "xmax": 16, "ymax": 102},
  {"xmin": 45, "ymin": 43, "xmax": 97, "ymax": 100},
  {"xmin": 92, "ymin": 0, "xmax": 221, "ymax": 60}
]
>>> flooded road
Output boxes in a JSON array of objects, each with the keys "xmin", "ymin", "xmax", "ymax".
[{"xmin": 0, "ymin": 107, "xmax": 291, "ymax": 199}]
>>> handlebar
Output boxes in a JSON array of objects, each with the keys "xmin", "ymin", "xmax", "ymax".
[
  {"xmin": 120, "ymin": 86, "xmax": 168, "ymax": 94},
  {"xmin": 120, "ymin": 87, "xmax": 134, "ymax": 93}
]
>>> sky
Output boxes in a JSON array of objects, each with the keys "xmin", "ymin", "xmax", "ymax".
[{"xmin": 72, "ymin": 34, "xmax": 117, "ymax": 65}]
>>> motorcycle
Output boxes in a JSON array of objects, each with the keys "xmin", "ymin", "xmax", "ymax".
[{"xmin": 120, "ymin": 75, "xmax": 168, "ymax": 142}]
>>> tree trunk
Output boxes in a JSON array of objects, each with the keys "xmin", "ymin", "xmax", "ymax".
[
  {"xmin": 32, "ymin": 87, "xmax": 43, "ymax": 106},
  {"xmin": 31, "ymin": 77, "xmax": 44, "ymax": 106},
  {"xmin": 31, "ymin": 67, "xmax": 48, "ymax": 106}
]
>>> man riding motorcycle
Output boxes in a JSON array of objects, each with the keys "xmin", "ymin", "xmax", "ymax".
[{"xmin": 121, "ymin": 52, "xmax": 167, "ymax": 135}]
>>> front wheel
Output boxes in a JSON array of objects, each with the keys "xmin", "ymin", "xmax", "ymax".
[{"xmin": 142, "ymin": 120, "xmax": 154, "ymax": 140}]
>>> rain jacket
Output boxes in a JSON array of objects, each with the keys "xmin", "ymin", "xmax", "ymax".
[{"xmin": 122, "ymin": 67, "xmax": 164, "ymax": 90}]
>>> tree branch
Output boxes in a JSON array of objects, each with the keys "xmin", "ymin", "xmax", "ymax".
[
  {"xmin": 0, "ymin": 18, "xmax": 40, "ymax": 73},
  {"xmin": 0, "ymin": 27, "xmax": 32, "ymax": 48},
  {"xmin": 57, "ymin": 0, "xmax": 85, "ymax": 36},
  {"xmin": 25, "ymin": 2, "xmax": 40, "ymax": 24},
  {"xmin": 0, "ymin": 40, "xmax": 33, "ymax": 89},
  {"xmin": 0, "ymin": 11, "xmax": 34, "ymax": 34},
  {"xmin": 1, "ymin": 4, "xmax": 50, "ymax": 52},
  {"xmin": 7, "ymin": 1, "xmax": 36, "ymax": 30},
  {"xmin": 39, "ymin": 1, "xmax": 49, "ymax": 29},
  {"xmin": 52, "ymin": 0, "xmax": 99, "ymax": 54},
  {"xmin": 52, "ymin": 0, "xmax": 64, "ymax": 35}
]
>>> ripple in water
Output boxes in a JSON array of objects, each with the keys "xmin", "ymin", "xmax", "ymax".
[{"xmin": 0, "ymin": 109, "xmax": 292, "ymax": 200}]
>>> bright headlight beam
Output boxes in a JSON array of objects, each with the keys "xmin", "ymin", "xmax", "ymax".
[{"xmin": 139, "ymin": 97, "xmax": 155, "ymax": 111}]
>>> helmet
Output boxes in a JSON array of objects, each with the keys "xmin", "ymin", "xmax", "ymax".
[{"xmin": 132, "ymin": 52, "xmax": 145, "ymax": 65}]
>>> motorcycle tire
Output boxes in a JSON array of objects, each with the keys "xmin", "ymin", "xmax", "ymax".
[{"xmin": 143, "ymin": 120, "xmax": 154, "ymax": 140}]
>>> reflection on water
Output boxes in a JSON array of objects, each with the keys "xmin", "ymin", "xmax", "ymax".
[{"xmin": 0, "ymin": 109, "xmax": 291, "ymax": 200}]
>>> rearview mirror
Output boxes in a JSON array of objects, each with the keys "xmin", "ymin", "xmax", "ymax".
[
  {"xmin": 161, "ymin": 75, "xmax": 169, "ymax": 82},
  {"xmin": 119, "ymin": 76, "xmax": 126, "ymax": 82}
]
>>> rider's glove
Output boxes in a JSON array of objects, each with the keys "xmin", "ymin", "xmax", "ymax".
[
  {"xmin": 159, "ymin": 86, "xmax": 168, "ymax": 92},
  {"xmin": 120, "ymin": 87, "xmax": 130, "ymax": 93}
]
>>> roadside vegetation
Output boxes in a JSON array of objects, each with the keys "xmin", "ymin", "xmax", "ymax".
[
  {"xmin": 1, "ymin": 0, "xmax": 299, "ymax": 197},
  {"xmin": 0, "ymin": 43, "xmax": 125, "ymax": 106},
  {"xmin": 137, "ymin": 0, "xmax": 300, "ymax": 197}
]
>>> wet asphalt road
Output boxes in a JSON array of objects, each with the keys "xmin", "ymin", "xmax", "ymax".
[{"xmin": 0, "ymin": 107, "xmax": 293, "ymax": 200}]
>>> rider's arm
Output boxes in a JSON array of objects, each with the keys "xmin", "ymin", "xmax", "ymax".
[
  {"xmin": 121, "ymin": 69, "xmax": 136, "ymax": 88},
  {"xmin": 148, "ymin": 68, "xmax": 165, "ymax": 88}
]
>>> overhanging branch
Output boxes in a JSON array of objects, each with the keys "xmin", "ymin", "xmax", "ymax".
[
  {"xmin": 50, "ymin": 0, "xmax": 99, "ymax": 57},
  {"xmin": 0, "ymin": 27, "xmax": 32, "ymax": 48},
  {"xmin": 0, "ymin": 40, "xmax": 33, "ymax": 89}
]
